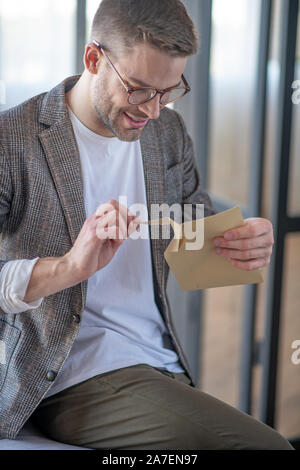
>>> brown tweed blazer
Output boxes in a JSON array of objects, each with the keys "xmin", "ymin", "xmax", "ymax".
[{"xmin": 0, "ymin": 75, "xmax": 216, "ymax": 439}]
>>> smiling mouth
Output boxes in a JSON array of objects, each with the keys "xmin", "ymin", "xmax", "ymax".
[{"xmin": 123, "ymin": 112, "xmax": 149, "ymax": 128}]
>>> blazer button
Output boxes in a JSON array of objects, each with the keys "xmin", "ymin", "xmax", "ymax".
[
  {"xmin": 72, "ymin": 314, "xmax": 81, "ymax": 324},
  {"xmin": 46, "ymin": 370, "xmax": 57, "ymax": 382}
]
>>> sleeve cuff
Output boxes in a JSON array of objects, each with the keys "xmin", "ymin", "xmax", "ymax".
[{"xmin": 0, "ymin": 258, "xmax": 44, "ymax": 314}]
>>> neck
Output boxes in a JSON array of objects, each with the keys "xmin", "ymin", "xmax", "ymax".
[{"xmin": 66, "ymin": 72, "xmax": 114, "ymax": 137}]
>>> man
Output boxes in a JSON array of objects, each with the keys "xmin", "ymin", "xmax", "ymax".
[{"xmin": 0, "ymin": 0, "xmax": 293, "ymax": 450}]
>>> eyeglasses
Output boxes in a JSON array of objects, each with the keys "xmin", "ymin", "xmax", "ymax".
[{"xmin": 92, "ymin": 40, "xmax": 191, "ymax": 106}]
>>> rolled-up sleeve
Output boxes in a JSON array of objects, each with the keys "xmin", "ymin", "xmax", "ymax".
[{"xmin": 0, "ymin": 258, "xmax": 44, "ymax": 314}]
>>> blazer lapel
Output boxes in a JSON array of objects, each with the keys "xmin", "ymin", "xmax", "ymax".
[
  {"xmin": 38, "ymin": 76, "xmax": 86, "ymax": 248},
  {"xmin": 140, "ymin": 123, "xmax": 168, "ymax": 294},
  {"xmin": 39, "ymin": 115, "xmax": 86, "ymax": 247}
]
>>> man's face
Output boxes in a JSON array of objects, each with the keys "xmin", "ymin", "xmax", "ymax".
[{"xmin": 90, "ymin": 42, "xmax": 187, "ymax": 142}]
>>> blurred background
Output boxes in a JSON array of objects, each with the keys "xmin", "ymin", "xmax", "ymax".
[{"xmin": 0, "ymin": 0, "xmax": 299, "ymax": 446}]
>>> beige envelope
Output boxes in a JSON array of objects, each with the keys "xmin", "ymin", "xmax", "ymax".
[{"xmin": 142, "ymin": 206, "xmax": 264, "ymax": 291}]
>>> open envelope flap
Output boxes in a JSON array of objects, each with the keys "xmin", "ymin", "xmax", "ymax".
[
  {"xmin": 144, "ymin": 217, "xmax": 183, "ymax": 251},
  {"xmin": 159, "ymin": 206, "xmax": 263, "ymax": 291},
  {"xmin": 144, "ymin": 217, "xmax": 204, "ymax": 252}
]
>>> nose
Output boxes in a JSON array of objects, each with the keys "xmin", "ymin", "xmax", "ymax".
[{"xmin": 138, "ymin": 94, "xmax": 162, "ymax": 120}]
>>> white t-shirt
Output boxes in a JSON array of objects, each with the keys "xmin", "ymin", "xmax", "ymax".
[{"xmin": 0, "ymin": 107, "xmax": 184, "ymax": 398}]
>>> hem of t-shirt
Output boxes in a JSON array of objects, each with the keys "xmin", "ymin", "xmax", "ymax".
[{"xmin": 45, "ymin": 360, "xmax": 185, "ymax": 398}]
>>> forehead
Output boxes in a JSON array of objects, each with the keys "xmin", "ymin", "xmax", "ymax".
[{"xmin": 116, "ymin": 42, "xmax": 187, "ymax": 89}]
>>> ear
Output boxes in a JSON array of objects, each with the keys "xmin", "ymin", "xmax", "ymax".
[{"xmin": 84, "ymin": 43, "xmax": 102, "ymax": 74}]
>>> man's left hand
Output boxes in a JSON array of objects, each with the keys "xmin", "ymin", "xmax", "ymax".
[{"xmin": 213, "ymin": 218, "xmax": 274, "ymax": 271}]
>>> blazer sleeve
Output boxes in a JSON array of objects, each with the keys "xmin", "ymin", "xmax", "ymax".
[
  {"xmin": 0, "ymin": 142, "xmax": 13, "ymax": 274},
  {"xmin": 175, "ymin": 111, "xmax": 217, "ymax": 219}
]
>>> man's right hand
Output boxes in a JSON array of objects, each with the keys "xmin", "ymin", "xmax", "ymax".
[
  {"xmin": 23, "ymin": 200, "xmax": 140, "ymax": 305},
  {"xmin": 63, "ymin": 200, "xmax": 141, "ymax": 282}
]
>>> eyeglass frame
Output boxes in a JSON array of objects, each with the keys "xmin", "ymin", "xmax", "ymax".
[{"xmin": 92, "ymin": 40, "xmax": 191, "ymax": 106}]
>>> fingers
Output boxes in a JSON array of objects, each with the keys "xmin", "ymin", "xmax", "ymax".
[
  {"xmin": 229, "ymin": 256, "xmax": 271, "ymax": 271},
  {"xmin": 213, "ymin": 232, "xmax": 273, "ymax": 251},
  {"xmin": 96, "ymin": 209, "xmax": 127, "ymax": 239},
  {"xmin": 96, "ymin": 224, "xmax": 119, "ymax": 240},
  {"xmin": 95, "ymin": 202, "xmax": 115, "ymax": 218},
  {"xmin": 95, "ymin": 200, "xmax": 136, "ymax": 221},
  {"xmin": 94, "ymin": 200, "xmax": 140, "ymax": 241},
  {"xmin": 128, "ymin": 217, "xmax": 141, "ymax": 237},
  {"xmin": 222, "ymin": 218, "xmax": 273, "ymax": 241},
  {"xmin": 214, "ymin": 238, "xmax": 273, "ymax": 271},
  {"xmin": 215, "ymin": 245, "xmax": 273, "ymax": 261},
  {"xmin": 213, "ymin": 216, "xmax": 274, "ymax": 271}
]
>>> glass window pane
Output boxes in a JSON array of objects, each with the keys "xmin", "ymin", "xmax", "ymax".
[
  {"xmin": 201, "ymin": 286, "xmax": 244, "ymax": 407},
  {"xmin": 86, "ymin": 0, "xmax": 102, "ymax": 41},
  {"xmin": 252, "ymin": 0, "xmax": 284, "ymax": 420},
  {"xmin": 208, "ymin": 0, "xmax": 261, "ymax": 205},
  {"xmin": 288, "ymin": 5, "xmax": 300, "ymax": 216},
  {"xmin": 0, "ymin": 0, "xmax": 76, "ymax": 111},
  {"xmin": 262, "ymin": 0, "xmax": 282, "ymax": 219},
  {"xmin": 276, "ymin": 234, "xmax": 300, "ymax": 439}
]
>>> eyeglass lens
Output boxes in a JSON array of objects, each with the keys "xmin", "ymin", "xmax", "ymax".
[{"xmin": 129, "ymin": 87, "xmax": 186, "ymax": 105}]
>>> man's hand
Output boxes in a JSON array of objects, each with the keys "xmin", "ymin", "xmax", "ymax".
[
  {"xmin": 23, "ymin": 200, "xmax": 140, "ymax": 305},
  {"xmin": 213, "ymin": 217, "xmax": 274, "ymax": 271},
  {"xmin": 64, "ymin": 200, "xmax": 140, "ymax": 282}
]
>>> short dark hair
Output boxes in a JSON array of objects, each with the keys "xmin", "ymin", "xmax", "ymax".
[{"xmin": 90, "ymin": 0, "xmax": 198, "ymax": 57}]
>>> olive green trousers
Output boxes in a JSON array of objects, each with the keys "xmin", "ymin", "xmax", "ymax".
[{"xmin": 31, "ymin": 363, "xmax": 294, "ymax": 450}]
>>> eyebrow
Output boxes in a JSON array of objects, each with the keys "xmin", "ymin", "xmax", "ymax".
[{"xmin": 127, "ymin": 75, "xmax": 181, "ymax": 89}]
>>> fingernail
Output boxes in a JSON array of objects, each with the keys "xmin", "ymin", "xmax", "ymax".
[{"xmin": 214, "ymin": 239, "xmax": 220, "ymax": 246}]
